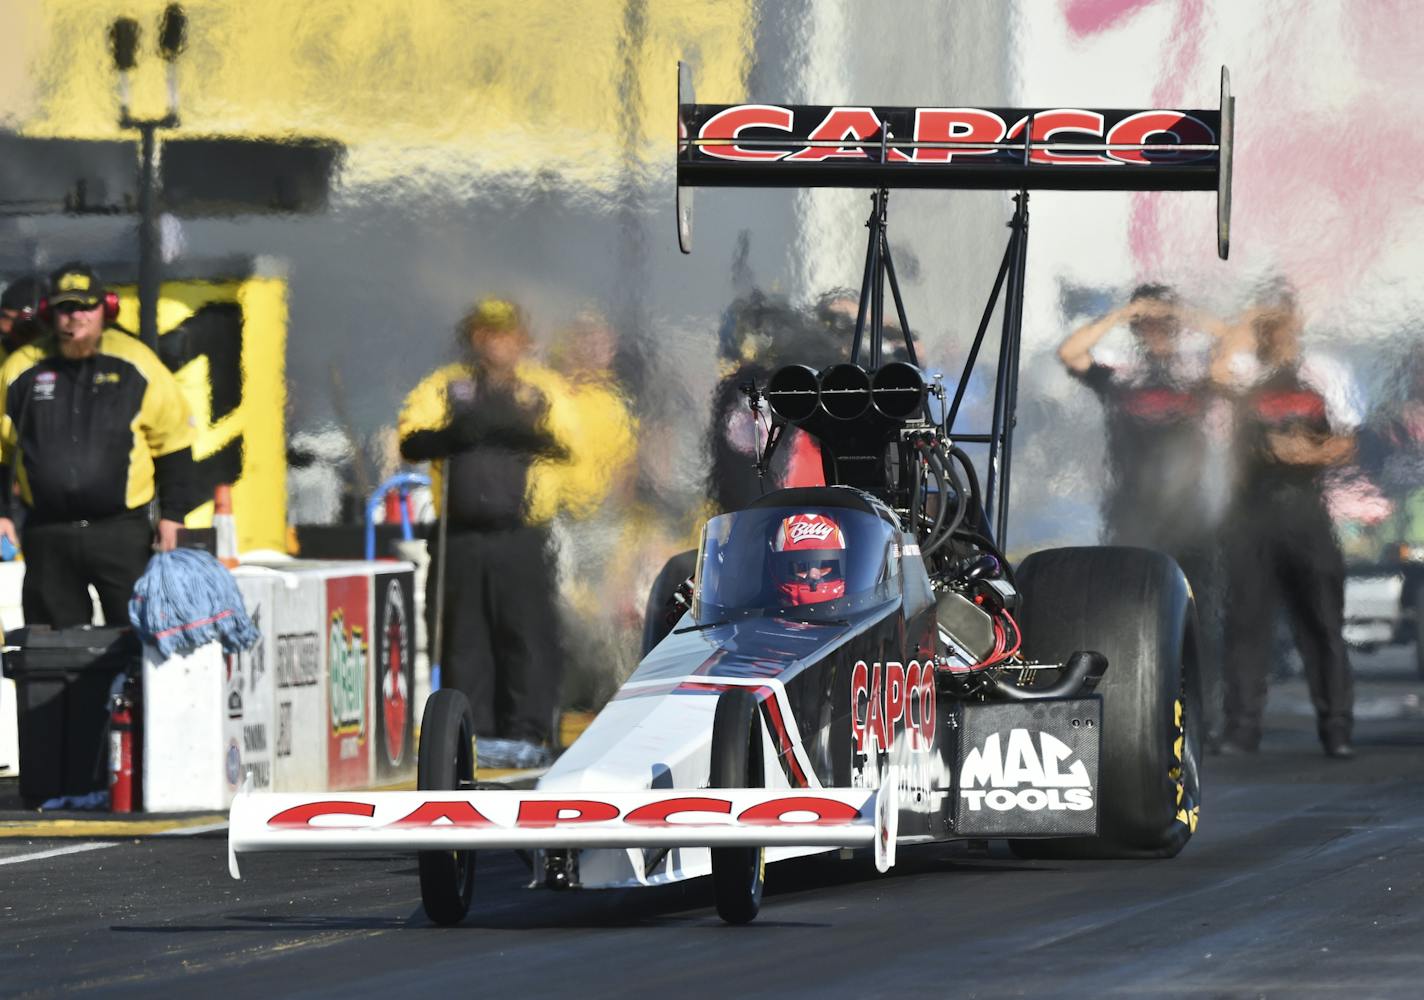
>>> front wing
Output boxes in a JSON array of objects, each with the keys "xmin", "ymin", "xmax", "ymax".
[{"xmin": 228, "ymin": 780, "xmax": 899, "ymax": 879}]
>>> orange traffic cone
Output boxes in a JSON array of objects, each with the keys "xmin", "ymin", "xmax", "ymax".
[{"xmin": 214, "ymin": 484, "xmax": 238, "ymax": 568}]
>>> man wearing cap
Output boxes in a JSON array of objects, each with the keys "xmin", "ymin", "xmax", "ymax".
[
  {"xmin": 0, "ymin": 276, "xmax": 48, "ymax": 361},
  {"xmin": 1211, "ymin": 285, "xmax": 1358, "ymax": 758},
  {"xmin": 1058, "ymin": 283, "xmax": 1230, "ymax": 748},
  {"xmin": 0, "ymin": 262, "xmax": 197, "ymax": 627},
  {"xmin": 399, "ymin": 297, "xmax": 574, "ymax": 767}
]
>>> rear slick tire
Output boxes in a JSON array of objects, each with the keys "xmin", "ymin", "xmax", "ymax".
[
  {"xmin": 417, "ymin": 689, "xmax": 478, "ymax": 925},
  {"xmin": 1011, "ymin": 546, "xmax": 1203, "ymax": 859},
  {"xmin": 709, "ymin": 687, "xmax": 766, "ymax": 924},
  {"xmin": 1413, "ymin": 585, "xmax": 1424, "ymax": 681}
]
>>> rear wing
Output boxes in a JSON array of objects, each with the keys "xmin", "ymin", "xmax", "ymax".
[{"xmin": 676, "ymin": 63, "xmax": 1235, "ymax": 259}]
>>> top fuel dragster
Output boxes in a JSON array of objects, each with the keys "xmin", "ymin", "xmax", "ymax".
[{"xmin": 229, "ymin": 63, "xmax": 1234, "ymax": 924}]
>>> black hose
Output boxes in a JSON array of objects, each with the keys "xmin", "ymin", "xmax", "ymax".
[
  {"xmin": 948, "ymin": 445, "xmax": 983, "ymax": 533},
  {"xmin": 911, "ymin": 444, "xmax": 922, "ymax": 541},
  {"xmin": 952, "ymin": 528, "xmax": 1017, "ymax": 588},
  {"xmin": 922, "ymin": 443, "xmax": 949, "ymax": 548},
  {"xmin": 907, "ymin": 442, "xmax": 923, "ymax": 542},
  {"xmin": 932, "ymin": 443, "xmax": 968, "ymax": 539},
  {"xmin": 922, "ymin": 445, "xmax": 965, "ymax": 556},
  {"xmin": 915, "ymin": 441, "xmax": 950, "ymax": 554},
  {"xmin": 942, "ymin": 444, "xmax": 1015, "ymax": 581}
]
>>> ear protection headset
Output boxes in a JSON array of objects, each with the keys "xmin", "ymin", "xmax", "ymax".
[{"xmin": 37, "ymin": 279, "xmax": 120, "ymax": 325}]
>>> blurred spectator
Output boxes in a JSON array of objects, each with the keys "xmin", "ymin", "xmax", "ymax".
[
  {"xmin": 0, "ymin": 276, "xmax": 49, "ymax": 522},
  {"xmin": 811, "ymin": 286, "xmax": 917, "ymax": 365},
  {"xmin": 545, "ymin": 309, "xmax": 637, "ymax": 517},
  {"xmin": 1057, "ymin": 284, "xmax": 1220, "ymax": 552},
  {"xmin": 1058, "ymin": 283, "xmax": 1227, "ymax": 744},
  {"xmin": 706, "ymin": 291, "xmax": 809, "ymax": 513},
  {"xmin": 1, "ymin": 276, "xmax": 48, "ymax": 361},
  {"xmin": 812, "ymin": 286, "xmax": 861, "ymax": 344},
  {"xmin": 1355, "ymin": 349, "xmax": 1424, "ymax": 557},
  {"xmin": 0, "ymin": 263, "xmax": 195, "ymax": 626},
  {"xmin": 1212, "ymin": 284, "xmax": 1358, "ymax": 758},
  {"xmin": 398, "ymin": 297, "xmax": 573, "ymax": 765},
  {"xmin": 286, "ymin": 427, "xmax": 357, "ymax": 526},
  {"xmin": 705, "ymin": 285, "xmax": 930, "ymax": 515},
  {"xmin": 545, "ymin": 309, "xmax": 640, "ymax": 703}
]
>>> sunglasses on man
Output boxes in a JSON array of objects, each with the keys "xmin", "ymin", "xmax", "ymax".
[{"xmin": 52, "ymin": 301, "xmax": 102, "ymax": 316}]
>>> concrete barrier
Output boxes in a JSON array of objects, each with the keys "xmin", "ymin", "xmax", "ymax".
[
  {"xmin": 143, "ymin": 559, "xmax": 418, "ymax": 811},
  {"xmin": 1, "ymin": 562, "xmax": 26, "ymax": 776}
]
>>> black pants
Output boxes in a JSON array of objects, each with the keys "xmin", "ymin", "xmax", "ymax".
[
  {"xmin": 1105, "ymin": 517, "xmax": 1225, "ymax": 746},
  {"xmin": 1175, "ymin": 544, "xmax": 1226, "ymax": 747},
  {"xmin": 1222, "ymin": 488, "xmax": 1353, "ymax": 747},
  {"xmin": 21, "ymin": 512, "xmax": 153, "ymax": 628},
  {"xmin": 427, "ymin": 524, "xmax": 560, "ymax": 744}
]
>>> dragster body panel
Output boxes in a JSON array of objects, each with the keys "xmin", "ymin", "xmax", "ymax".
[{"xmin": 536, "ymin": 588, "xmax": 950, "ymax": 886}]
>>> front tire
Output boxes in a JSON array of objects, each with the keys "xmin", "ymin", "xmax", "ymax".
[
  {"xmin": 1012, "ymin": 546, "xmax": 1202, "ymax": 859},
  {"xmin": 709, "ymin": 688, "xmax": 765, "ymax": 924},
  {"xmin": 417, "ymin": 689, "xmax": 478, "ymax": 925}
]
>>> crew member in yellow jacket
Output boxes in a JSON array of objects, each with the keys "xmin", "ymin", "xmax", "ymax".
[
  {"xmin": 399, "ymin": 298, "xmax": 573, "ymax": 766},
  {"xmin": 544, "ymin": 312, "xmax": 640, "ymax": 702},
  {"xmin": 544, "ymin": 311, "xmax": 637, "ymax": 517}
]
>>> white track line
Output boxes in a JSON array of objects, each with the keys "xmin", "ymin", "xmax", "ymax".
[{"xmin": 0, "ymin": 841, "xmax": 118, "ymax": 866}]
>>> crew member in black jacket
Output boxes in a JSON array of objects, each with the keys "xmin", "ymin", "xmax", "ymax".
[
  {"xmin": 1, "ymin": 275, "xmax": 48, "ymax": 361},
  {"xmin": 0, "ymin": 263, "xmax": 196, "ymax": 626},
  {"xmin": 1058, "ymin": 284, "xmax": 1228, "ymax": 746},
  {"xmin": 1212, "ymin": 286, "xmax": 1357, "ymax": 758},
  {"xmin": 399, "ymin": 298, "xmax": 570, "ymax": 763}
]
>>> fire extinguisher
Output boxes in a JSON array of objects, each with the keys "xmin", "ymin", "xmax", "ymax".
[{"xmin": 109, "ymin": 677, "xmax": 141, "ymax": 813}]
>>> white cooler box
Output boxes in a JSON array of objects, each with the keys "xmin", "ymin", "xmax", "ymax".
[{"xmin": 143, "ymin": 561, "xmax": 417, "ymax": 811}]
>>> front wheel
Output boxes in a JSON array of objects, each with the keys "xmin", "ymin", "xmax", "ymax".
[
  {"xmin": 417, "ymin": 689, "xmax": 478, "ymax": 925},
  {"xmin": 1012, "ymin": 546, "xmax": 1202, "ymax": 859},
  {"xmin": 709, "ymin": 687, "xmax": 765, "ymax": 924}
]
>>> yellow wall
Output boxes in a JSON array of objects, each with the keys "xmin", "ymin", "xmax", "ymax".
[
  {"xmin": 14, "ymin": 0, "xmax": 752, "ymax": 187},
  {"xmin": 2, "ymin": 0, "xmax": 754, "ymax": 547},
  {"xmin": 113, "ymin": 277, "xmax": 289, "ymax": 553}
]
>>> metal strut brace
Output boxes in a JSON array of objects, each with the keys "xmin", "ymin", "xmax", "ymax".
[
  {"xmin": 850, "ymin": 194, "xmax": 920, "ymax": 370},
  {"xmin": 945, "ymin": 226, "xmax": 1017, "ymax": 434},
  {"xmin": 979, "ymin": 247, "xmax": 1030, "ymax": 544},
  {"xmin": 744, "ymin": 381, "xmax": 786, "ymax": 490}
]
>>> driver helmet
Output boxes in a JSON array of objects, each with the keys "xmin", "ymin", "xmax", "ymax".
[{"xmin": 772, "ymin": 512, "xmax": 847, "ymax": 606}]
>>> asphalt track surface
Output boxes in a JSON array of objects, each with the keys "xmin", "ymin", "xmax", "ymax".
[{"xmin": 5, "ymin": 650, "xmax": 1423, "ymax": 999}]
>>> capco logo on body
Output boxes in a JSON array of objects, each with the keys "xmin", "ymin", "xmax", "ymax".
[
  {"xmin": 851, "ymin": 659, "xmax": 936, "ymax": 753},
  {"xmin": 959, "ymin": 730, "xmax": 1092, "ymax": 812}
]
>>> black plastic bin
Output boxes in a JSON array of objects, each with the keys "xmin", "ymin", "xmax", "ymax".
[{"xmin": 2, "ymin": 626, "xmax": 141, "ymax": 808}]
